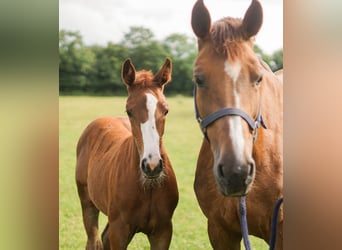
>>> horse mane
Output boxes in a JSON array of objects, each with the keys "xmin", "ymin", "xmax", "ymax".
[
  {"xmin": 211, "ymin": 17, "xmax": 246, "ymax": 60},
  {"xmin": 133, "ymin": 70, "xmax": 155, "ymax": 87}
]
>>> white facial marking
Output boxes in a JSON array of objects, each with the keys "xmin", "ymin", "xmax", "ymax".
[
  {"xmin": 140, "ymin": 93, "xmax": 161, "ymax": 167},
  {"xmin": 229, "ymin": 117, "xmax": 245, "ymax": 162},
  {"xmin": 224, "ymin": 60, "xmax": 241, "ymax": 84},
  {"xmin": 224, "ymin": 60, "xmax": 245, "ymax": 161}
]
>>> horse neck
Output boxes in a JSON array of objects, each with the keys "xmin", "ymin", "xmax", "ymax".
[
  {"xmin": 260, "ymin": 72, "xmax": 283, "ymax": 133},
  {"xmin": 254, "ymin": 71, "xmax": 283, "ymax": 171}
]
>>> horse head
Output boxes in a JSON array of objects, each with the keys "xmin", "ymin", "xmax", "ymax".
[
  {"xmin": 122, "ymin": 58, "xmax": 172, "ymax": 180},
  {"xmin": 192, "ymin": 0, "xmax": 265, "ymax": 196}
]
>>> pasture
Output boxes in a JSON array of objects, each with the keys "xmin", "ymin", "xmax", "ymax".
[{"xmin": 59, "ymin": 95, "xmax": 268, "ymax": 249}]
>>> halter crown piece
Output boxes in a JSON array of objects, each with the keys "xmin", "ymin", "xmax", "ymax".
[{"xmin": 193, "ymin": 85, "xmax": 267, "ymax": 142}]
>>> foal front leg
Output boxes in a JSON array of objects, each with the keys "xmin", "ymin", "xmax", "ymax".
[
  {"xmin": 77, "ymin": 184, "xmax": 103, "ymax": 250},
  {"xmin": 101, "ymin": 223, "xmax": 110, "ymax": 250}
]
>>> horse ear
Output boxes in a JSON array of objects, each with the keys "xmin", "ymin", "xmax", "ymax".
[
  {"xmin": 154, "ymin": 58, "xmax": 172, "ymax": 87},
  {"xmin": 122, "ymin": 58, "xmax": 136, "ymax": 86},
  {"xmin": 241, "ymin": 0, "xmax": 263, "ymax": 39},
  {"xmin": 191, "ymin": 0, "xmax": 211, "ymax": 38}
]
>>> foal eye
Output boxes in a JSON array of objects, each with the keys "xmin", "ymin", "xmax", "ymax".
[{"xmin": 126, "ymin": 109, "xmax": 133, "ymax": 117}]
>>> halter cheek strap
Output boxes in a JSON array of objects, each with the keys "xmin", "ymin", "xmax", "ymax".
[{"xmin": 193, "ymin": 85, "xmax": 267, "ymax": 141}]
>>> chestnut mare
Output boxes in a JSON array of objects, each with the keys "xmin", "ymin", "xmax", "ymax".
[
  {"xmin": 191, "ymin": 0, "xmax": 283, "ymax": 249},
  {"xmin": 76, "ymin": 58, "xmax": 179, "ymax": 250}
]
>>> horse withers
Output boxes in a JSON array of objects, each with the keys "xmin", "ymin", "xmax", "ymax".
[
  {"xmin": 191, "ymin": 0, "xmax": 283, "ymax": 249},
  {"xmin": 75, "ymin": 58, "xmax": 179, "ymax": 250}
]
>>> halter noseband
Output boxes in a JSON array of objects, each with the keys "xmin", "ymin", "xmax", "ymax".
[{"xmin": 193, "ymin": 85, "xmax": 267, "ymax": 141}]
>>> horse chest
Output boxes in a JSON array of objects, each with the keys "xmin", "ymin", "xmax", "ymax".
[{"xmin": 112, "ymin": 188, "xmax": 172, "ymax": 232}]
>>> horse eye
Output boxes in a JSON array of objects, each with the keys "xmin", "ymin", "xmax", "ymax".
[
  {"xmin": 255, "ymin": 75, "xmax": 263, "ymax": 85},
  {"xmin": 126, "ymin": 109, "xmax": 133, "ymax": 117},
  {"xmin": 164, "ymin": 110, "xmax": 169, "ymax": 116},
  {"xmin": 194, "ymin": 74, "xmax": 205, "ymax": 87}
]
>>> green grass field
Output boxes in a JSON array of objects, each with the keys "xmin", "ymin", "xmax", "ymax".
[{"xmin": 59, "ymin": 95, "xmax": 268, "ymax": 249}]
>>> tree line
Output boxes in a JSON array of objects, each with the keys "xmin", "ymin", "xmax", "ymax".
[{"xmin": 59, "ymin": 27, "xmax": 283, "ymax": 96}]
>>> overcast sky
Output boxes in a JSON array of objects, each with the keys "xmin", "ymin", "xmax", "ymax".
[{"xmin": 59, "ymin": 0, "xmax": 282, "ymax": 54}]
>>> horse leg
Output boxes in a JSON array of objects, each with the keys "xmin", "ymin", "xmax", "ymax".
[
  {"xmin": 147, "ymin": 221, "xmax": 173, "ymax": 250},
  {"xmin": 101, "ymin": 223, "xmax": 110, "ymax": 250},
  {"xmin": 207, "ymin": 219, "xmax": 241, "ymax": 250},
  {"xmin": 77, "ymin": 183, "xmax": 103, "ymax": 250},
  {"xmin": 107, "ymin": 219, "xmax": 134, "ymax": 250}
]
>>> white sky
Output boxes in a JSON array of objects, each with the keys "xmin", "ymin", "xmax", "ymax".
[{"xmin": 59, "ymin": 0, "xmax": 282, "ymax": 54}]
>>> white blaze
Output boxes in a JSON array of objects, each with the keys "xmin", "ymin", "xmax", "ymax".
[
  {"xmin": 224, "ymin": 60, "xmax": 241, "ymax": 84},
  {"xmin": 140, "ymin": 93, "xmax": 161, "ymax": 165},
  {"xmin": 224, "ymin": 60, "xmax": 245, "ymax": 161}
]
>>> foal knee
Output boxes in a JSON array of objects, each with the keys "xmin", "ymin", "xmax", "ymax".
[{"xmin": 86, "ymin": 238, "xmax": 103, "ymax": 250}]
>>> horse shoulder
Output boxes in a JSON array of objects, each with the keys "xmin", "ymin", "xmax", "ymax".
[
  {"xmin": 274, "ymin": 69, "xmax": 283, "ymax": 83},
  {"xmin": 77, "ymin": 116, "xmax": 133, "ymax": 213}
]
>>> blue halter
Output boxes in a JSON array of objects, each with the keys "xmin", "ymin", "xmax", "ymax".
[{"xmin": 193, "ymin": 85, "xmax": 267, "ymax": 141}]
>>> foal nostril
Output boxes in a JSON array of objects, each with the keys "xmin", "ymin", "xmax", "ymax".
[
  {"xmin": 157, "ymin": 159, "xmax": 163, "ymax": 171},
  {"xmin": 141, "ymin": 158, "xmax": 164, "ymax": 177},
  {"xmin": 141, "ymin": 158, "xmax": 150, "ymax": 173},
  {"xmin": 151, "ymin": 159, "xmax": 163, "ymax": 175}
]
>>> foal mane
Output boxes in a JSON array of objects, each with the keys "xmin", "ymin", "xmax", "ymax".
[{"xmin": 133, "ymin": 70, "xmax": 155, "ymax": 87}]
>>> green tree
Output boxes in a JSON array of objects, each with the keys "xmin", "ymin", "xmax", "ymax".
[
  {"xmin": 270, "ymin": 49, "xmax": 283, "ymax": 71},
  {"xmin": 254, "ymin": 44, "xmax": 283, "ymax": 72},
  {"xmin": 163, "ymin": 33, "xmax": 197, "ymax": 94},
  {"xmin": 90, "ymin": 43, "xmax": 128, "ymax": 93},
  {"xmin": 60, "ymin": 27, "xmax": 282, "ymax": 95},
  {"xmin": 121, "ymin": 26, "xmax": 169, "ymax": 74},
  {"xmin": 123, "ymin": 26, "xmax": 155, "ymax": 49},
  {"xmin": 59, "ymin": 30, "xmax": 95, "ymax": 92}
]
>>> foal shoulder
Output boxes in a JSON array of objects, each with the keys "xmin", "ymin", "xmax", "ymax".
[
  {"xmin": 78, "ymin": 117, "xmax": 131, "ymax": 147},
  {"xmin": 87, "ymin": 117, "xmax": 131, "ymax": 133}
]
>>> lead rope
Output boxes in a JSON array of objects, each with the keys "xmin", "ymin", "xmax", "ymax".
[
  {"xmin": 239, "ymin": 196, "xmax": 252, "ymax": 250},
  {"xmin": 268, "ymin": 197, "xmax": 283, "ymax": 250},
  {"xmin": 239, "ymin": 197, "xmax": 283, "ymax": 250}
]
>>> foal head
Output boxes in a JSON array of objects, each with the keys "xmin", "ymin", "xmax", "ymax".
[
  {"xmin": 122, "ymin": 58, "xmax": 172, "ymax": 181},
  {"xmin": 191, "ymin": 0, "xmax": 265, "ymax": 196}
]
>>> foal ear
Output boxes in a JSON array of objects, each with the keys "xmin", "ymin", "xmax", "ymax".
[
  {"xmin": 154, "ymin": 58, "xmax": 172, "ymax": 87},
  {"xmin": 241, "ymin": 0, "xmax": 263, "ymax": 39},
  {"xmin": 191, "ymin": 0, "xmax": 211, "ymax": 38},
  {"xmin": 122, "ymin": 58, "xmax": 136, "ymax": 86}
]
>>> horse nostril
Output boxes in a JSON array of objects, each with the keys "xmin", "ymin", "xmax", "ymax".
[
  {"xmin": 248, "ymin": 162, "xmax": 254, "ymax": 177},
  {"xmin": 218, "ymin": 164, "xmax": 225, "ymax": 178}
]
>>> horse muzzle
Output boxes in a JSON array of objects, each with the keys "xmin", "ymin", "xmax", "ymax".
[
  {"xmin": 141, "ymin": 158, "xmax": 164, "ymax": 179},
  {"xmin": 215, "ymin": 159, "xmax": 255, "ymax": 197}
]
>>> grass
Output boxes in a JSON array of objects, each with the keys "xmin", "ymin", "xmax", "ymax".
[{"xmin": 59, "ymin": 95, "xmax": 268, "ymax": 249}]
